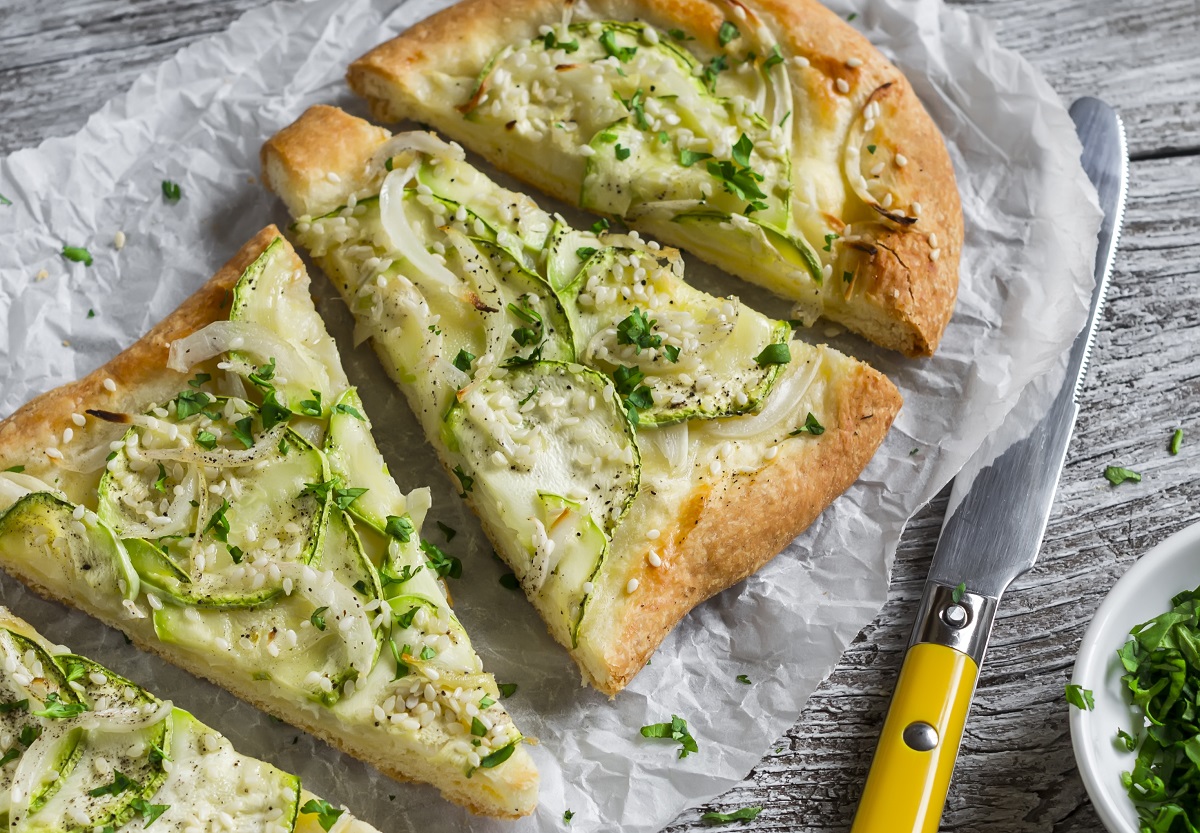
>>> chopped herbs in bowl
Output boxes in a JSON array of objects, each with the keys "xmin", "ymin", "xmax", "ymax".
[{"xmin": 1071, "ymin": 520, "xmax": 1200, "ymax": 833}]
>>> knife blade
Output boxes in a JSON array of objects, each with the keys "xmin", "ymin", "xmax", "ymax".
[{"xmin": 850, "ymin": 97, "xmax": 1129, "ymax": 833}]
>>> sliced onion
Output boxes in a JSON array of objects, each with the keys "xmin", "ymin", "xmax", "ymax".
[
  {"xmin": 6, "ymin": 722, "xmax": 75, "ymax": 826},
  {"xmin": 167, "ymin": 321, "xmax": 325, "ymax": 394},
  {"xmin": 639, "ymin": 421, "xmax": 691, "ymax": 476},
  {"xmin": 0, "ymin": 473, "xmax": 63, "ymax": 512},
  {"xmin": 109, "ymin": 463, "xmax": 203, "ymax": 541},
  {"xmin": 443, "ymin": 228, "xmax": 506, "ymax": 380},
  {"xmin": 370, "ymin": 132, "xmax": 464, "ymax": 174},
  {"xmin": 706, "ymin": 347, "xmax": 824, "ymax": 439},
  {"xmin": 139, "ymin": 422, "xmax": 288, "ymax": 469},
  {"xmin": 379, "ymin": 165, "xmax": 464, "ymax": 294},
  {"xmin": 73, "ymin": 700, "xmax": 173, "ymax": 733}
]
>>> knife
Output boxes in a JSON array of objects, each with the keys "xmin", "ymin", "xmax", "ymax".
[{"xmin": 850, "ymin": 96, "xmax": 1129, "ymax": 833}]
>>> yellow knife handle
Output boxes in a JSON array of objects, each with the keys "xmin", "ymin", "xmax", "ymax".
[{"xmin": 850, "ymin": 642, "xmax": 979, "ymax": 833}]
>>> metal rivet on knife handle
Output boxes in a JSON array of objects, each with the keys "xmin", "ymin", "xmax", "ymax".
[{"xmin": 902, "ymin": 722, "xmax": 939, "ymax": 752}]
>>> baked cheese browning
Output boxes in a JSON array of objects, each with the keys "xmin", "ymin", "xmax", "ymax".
[
  {"xmin": 0, "ymin": 229, "xmax": 538, "ymax": 818},
  {"xmin": 348, "ymin": 0, "xmax": 963, "ymax": 356},
  {"xmin": 0, "ymin": 607, "xmax": 381, "ymax": 833},
  {"xmin": 262, "ymin": 106, "xmax": 903, "ymax": 694}
]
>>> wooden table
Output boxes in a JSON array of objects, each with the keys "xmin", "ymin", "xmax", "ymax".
[{"xmin": 3, "ymin": 0, "xmax": 1198, "ymax": 829}]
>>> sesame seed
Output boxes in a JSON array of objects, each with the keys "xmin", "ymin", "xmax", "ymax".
[
  {"xmin": 646, "ymin": 529, "xmax": 660, "ymax": 540},
  {"xmin": 928, "ymin": 233, "xmax": 939, "ymax": 248},
  {"xmin": 45, "ymin": 447, "xmax": 64, "ymax": 460},
  {"xmin": 895, "ymin": 153, "xmax": 909, "ymax": 168},
  {"xmin": 911, "ymin": 201, "xmax": 923, "ymax": 216},
  {"xmin": 792, "ymin": 55, "xmax": 810, "ymax": 68},
  {"xmin": 931, "ymin": 249, "xmax": 941, "ymax": 262},
  {"xmin": 61, "ymin": 428, "xmax": 73, "ymax": 444},
  {"xmin": 103, "ymin": 378, "xmax": 116, "ymax": 392},
  {"xmin": 647, "ymin": 551, "xmax": 662, "ymax": 568},
  {"xmin": 582, "ymin": 581, "xmax": 594, "ymax": 594},
  {"xmin": 71, "ymin": 413, "xmax": 85, "ymax": 427},
  {"xmin": 326, "ymin": 171, "xmax": 341, "ymax": 184},
  {"xmin": 835, "ymin": 78, "xmax": 851, "ymax": 94},
  {"xmin": 625, "ymin": 578, "xmax": 640, "ymax": 594},
  {"xmin": 113, "ymin": 230, "xmax": 126, "ymax": 250},
  {"xmin": 846, "ymin": 57, "xmax": 863, "ymax": 68}
]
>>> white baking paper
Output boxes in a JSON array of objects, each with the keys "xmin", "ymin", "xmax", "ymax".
[{"xmin": 0, "ymin": 0, "xmax": 1100, "ymax": 829}]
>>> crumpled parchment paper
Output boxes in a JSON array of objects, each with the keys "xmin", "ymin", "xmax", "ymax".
[{"xmin": 0, "ymin": 0, "xmax": 1100, "ymax": 830}]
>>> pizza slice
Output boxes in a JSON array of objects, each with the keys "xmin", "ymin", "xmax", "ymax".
[
  {"xmin": 0, "ymin": 228, "xmax": 538, "ymax": 817},
  {"xmin": 261, "ymin": 105, "xmax": 902, "ymax": 695},
  {"xmin": 0, "ymin": 606, "xmax": 382, "ymax": 833},
  {"xmin": 347, "ymin": 0, "xmax": 963, "ymax": 357}
]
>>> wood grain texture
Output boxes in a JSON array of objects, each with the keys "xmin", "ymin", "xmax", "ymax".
[{"xmin": 2, "ymin": 0, "xmax": 1198, "ymax": 830}]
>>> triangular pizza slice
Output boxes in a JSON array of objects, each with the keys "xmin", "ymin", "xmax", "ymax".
[
  {"xmin": 262, "ymin": 105, "xmax": 902, "ymax": 695},
  {"xmin": 0, "ymin": 228, "xmax": 537, "ymax": 817}
]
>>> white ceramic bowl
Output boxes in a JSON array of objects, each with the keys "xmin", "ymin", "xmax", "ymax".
[{"xmin": 1070, "ymin": 520, "xmax": 1200, "ymax": 832}]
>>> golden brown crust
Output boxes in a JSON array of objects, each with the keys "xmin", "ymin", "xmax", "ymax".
[
  {"xmin": 261, "ymin": 105, "xmax": 902, "ymax": 695},
  {"xmin": 347, "ymin": 0, "xmax": 962, "ymax": 356},
  {"xmin": 0, "ymin": 228, "xmax": 539, "ymax": 818},
  {"xmin": 596, "ymin": 358, "xmax": 900, "ymax": 693}
]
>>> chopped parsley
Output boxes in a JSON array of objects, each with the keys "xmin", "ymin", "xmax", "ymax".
[
  {"xmin": 563, "ymin": 809, "xmax": 575, "ymax": 824},
  {"xmin": 3, "ymin": 465, "xmax": 24, "ymax": 474},
  {"xmin": 153, "ymin": 463, "xmax": 168, "ymax": 493},
  {"xmin": 195, "ymin": 430, "xmax": 217, "ymax": 450},
  {"xmin": 479, "ymin": 696, "xmax": 496, "ymax": 708},
  {"xmin": 843, "ymin": 270, "xmax": 854, "ymax": 283},
  {"xmin": 0, "ymin": 193, "xmax": 10, "ymax": 206},
  {"xmin": 499, "ymin": 572, "xmax": 521, "ymax": 590},
  {"xmin": 867, "ymin": 144, "xmax": 877, "ymax": 154},
  {"xmin": 668, "ymin": 28, "xmax": 693, "ymax": 41},
  {"xmin": 161, "ymin": 180, "xmax": 182, "ymax": 202},
  {"xmin": 381, "ymin": 563, "xmax": 422, "ymax": 586},
  {"xmin": 592, "ymin": 218, "xmax": 610, "ymax": 235},
  {"xmin": 701, "ymin": 54, "xmax": 729, "ymax": 92},
  {"xmin": 706, "ymin": 135, "xmax": 768, "ymax": 206},
  {"xmin": 789, "ymin": 413, "xmax": 825, "ymax": 436},
  {"xmin": 453, "ymin": 349, "xmax": 476, "ymax": 373},
  {"xmin": 576, "ymin": 246, "xmax": 598, "ymax": 261},
  {"xmin": 148, "ymin": 741, "xmax": 171, "ymax": 766},
  {"xmin": 599, "ymin": 28, "xmax": 637, "ymax": 62},
  {"xmin": 310, "ymin": 607, "xmax": 329, "ymax": 632},
  {"xmin": 19, "ymin": 724, "xmax": 41, "ymax": 746},
  {"xmin": 701, "ymin": 806, "xmax": 764, "ymax": 824},
  {"xmin": 1105, "ymin": 465, "xmax": 1142, "ymax": 486},
  {"xmin": 951, "ymin": 581, "xmax": 967, "ymax": 604},
  {"xmin": 754, "ymin": 342, "xmax": 791, "ymax": 367},
  {"xmin": 172, "ymin": 389, "xmax": 211, "ymax": 420},
  {"xmin": 0, "ymin": 699, "xmax": 28, "ymax": 713},
  {"xmin": 498, "ymin": 682, "xmax": 518, "ymax": 698},
  {"xmin": 300, "ymin": 798, "xmax": 344, "ymax": 832},
  {"xmin": 619, "ymin": 88, "xmax": 649, "ymax": 130},
  {"xmin": 231, "ymin": 416, "xmax": 255, "ymax": 449},
  {"xmin": 228, "ymin": 545, "xmax": 244, "ymax": 564},
  {"xmin": 188, "ymin": 372, "xmax": 211, "ymax": 388},
  {"xmin": 640, "ymin": 714, "xmax": 698, "ymax": 758},
  {"xmin": 298, "ymin": 390, "xmax": 323, "ymax": 417},
  {"xmin": 203, "ymin": 499, "xmax": 231, "ymax": 543},
  {"xmin": 615, "ymin": 144, "xmax": 632, "ymax": 161},
  {"xmin": 394, "ymin": 606, "xmax": 420, "ymax": 629},
  {"xmin": 333, "ymin": 402, "xmax": 364, "ymax": 421},
  {"xmin": 616, "ymin": 308, "xmax": 663, "ymax": 353},
  {"xmin": 613, "ymin": 364, "xmax": 654, "ymax": 425},
  {"xmin": 385, "ymin": 514, "xmax": 415, "ymax": 542},
  {"xmin": 823, "ymin": 233, "xmax": 839, "ymax": 252},
  {"xmin": 453, "ymin": 465, "xmax": 475, "ymax": 496},
  {"xmin": 130, "ymin": 798, "xmax": 170, "ymax": 826},
  {"xmin": 763, "ymin": 45, "xmax": 784, "ymax": 72},
  {"xmin": 541, "ymin": 30, "xmax": 580, "ymax": 53},
  {"xmin": 89, "ymin": 770, "xmax": 135, "ymax": 797},
  {"xmin": 420, "ymin": 539, "xmax": 462, "ymax": 579},
  {"xmin": 847, "ymin": 11, "xmax": 858, "ymax": 21},
  {"xmin": 87, "ymin": 309, "xmax": 96, "ymax": 319},
  {"xmin": 717, "ymin": 21, "xmax": 740, "ymax": 47},
  {"xmin": 664, "ymin": 345, "xmax": 681, "ymax": 362},
  {"xmin": 0, "ymin": 748, "xmax": 20, "ymax": 767},
  {"xmin": 736, "ymin": 674, "xmax": 752, "ymax": 685},
  {"xmin": 679, "ymin": 149, "xmax": 713, "ymax": 167},
  {"xmin": 389, "ymin": 639, "xmax": 411, "ymax": 680},
  {"xmin": 302, "ymin": 479, "xmax": 367, "ymax": 510},
  {"xmin": 478, "ymin": 741, "xmax": 517, "ymax": 769},
  {"xmin": 1064, "ymin": 683, "xmax": 1093, "ymax": 711},
  {"xmin": 1170, "ymin": 428, "xmax": 1184, "ymax": 455},
  {"xmin": 436, "ymin": 520, "xmax": 457, "ymax": 542},
  {"xmin": 62, "ymin": 245, "xmax": 93, "ymax": 266},
  {"xmin": 419, "ymin": 646, "xmax": 437, "ymax": 661}
]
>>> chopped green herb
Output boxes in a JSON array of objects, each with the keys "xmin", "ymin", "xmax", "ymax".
[
  {"xmin": 195, "ymin": 430, "xmax": 217, "ymax": 450},
  {"xmin": 478, "ymin": 741, "xmax": 517, "ymax": 769},
  {"xmin": 823, "ymin": 233, "xmax": 839, "ymax": 252},
  {"xmin": 952, "ymin": 582, "xmax": 966, "ymax": 604},
  {"xmin": 0, "ymin": 193, "xmax": 10, "ymax": 206},
  {"xmin": 640, "ymin": 714, "xmax": 698, "ymax": 758},
  {"xmin": 385, "ymin": 514, "xmax": 415, "ymax": 543},
  {"xmin": 19, "ymin": 724, "xmax": 41, "ymax": 746},
  {"xmin": 310, "ymin": 606, "xmax": 329, "ymax": 632},
  {"xmin": 204, "ymin": 499, "xmax": 231, "ymax": 543},
  {"xmin": 436, "ymin": 520, "xmax": 457, "ymax": 542},
  {"xmin": 86, "ymin": 308, "xmax": 96, "ymax": 319},
  {"xmin": 615, "ymin": 144, "xmax": 632, "ymax": 161},
  {"xmin": 1105, "ymin": 465, "xmax": 1142, "ymax": 486},
  {"xmin": 499, "ymin": 572, "xmax": 521, "ymax": 590},
  {"xmin": 188, "ymin": 372, "xmax": 211, "ymax": 389},
  {"xmin": 300, "ymin": 798, "xmax": 344, "ymax": 833},
  {"xmin": 471, "ymin": 716, "xmax": 488, "ymax": 736},
  {"xmin": 172, "ymin": 389, "xmax": 211, "ymax": 420},
  {"xmin": 89, "ymin": 770, "xmax": 134, "ymax": 797},
  {"xmin": 542, "ymin": 30, "xmax": 580, "ymax": 53},
  {"xmin": 419, "ymin": 645, "xmax": 437, "ymax": 661},
  {"xmin": 620, "ymin": 88, "xmax": 649, "ymax": 130},
  {"xmin": 1116, "ymin": 728, "xmax": 1137, "ymax": 752},
  {"xmin": 161, "ymin": 180, "xmax": 182, "ymax": 202},
  {"xmin": 701, "ymin": 806, "xmax": 764, "ymax": 824},
  {"xmin": 389, "ymin": 639, "xmax": 411, "ymax": 680},
  {"xmin": 153, "ymin": 463, "xmax": 168, "ymax": 493},
  {"xmin": 0, "ymin": 748, "xmax": 20, "ymax": 767},
  {"xmin": 130, "ymin": 797, "xmax": 170, "ymax": 826},
  {"xmin": 453, "ymin": 349, "xmax": 476, "ymax": 373},
  {"xmin": 231, "ymin": 416, "xmax": 254, "ymax": 449},
  {"xmin": 333, "ymin": 402, "xmax": 364, "ymax": 421},
  {"xmin": 616, "ymin": 308, "xmax": 663, "ymax": 353},
  {"xmin": 228, "ymin": 545, "xmax": 244, "ymax": 565},
  {"xmin": 453, "ymin": 465, "xmax": 475, "ymax": 496},
  {"xmin": 680, "ymin": 149, "xmax": 713, "ymax": 167},
  {"xmin": 420, "ymin": 539, "xmax": 462, "ymax": 580},
  {"xmin": 789, "ymin": 413, "xmax": 825, "ymax": 436},
  {"xmin": 706, "ymin": 152, "xmax": 767, "ymax": 204},
  {"xmin": 701, "ymin": 55, "xmax": 729, "ymax": 92},
  {"xmin": 613, "ymin": 364, "xmax": 654, "ymax": 425},
  {"xmin": 62, "ymin": 245, "xmax": 93, "ymax": 266},
  {"xmin": 498, "ymin": 683, "xmax": 518, "ymax": 698},
  {"xmin": 563, "ymin": 809, "xmax": 575, "ymax": 824},
  {"xmin": 592, "ymin": 218, "xmax": 610, "ymax": 235},
  {"xmin": 847, "ymin": 11, "xmax": 858, "ymax": 21},
  {"xmin": 754, "ymin": 342, "xmax": 791, "ymax": 367},
  {"xmin": 479, "ymin": 696, "xmax": 496, "ymax": 708},
  {"xmin": 664, "ymin": 345, "xmax": 681, "ymax": 363},
  {"xmin": 298, "ymin": 390, "xmax": 323, "ymax": 417},
  {"xmin": 658, "ymin": 130, "xmax": 670, "ymax": 144},
  {"xmin": 384, "ymin": 157, "xmax": 394, "ymax": 172},
  {"xmin": 764, "ymin": 45, "xmax": 784, "ymax": 72},
  {"xmin": 717, "ymin": 21, "xmax": 740, "ymax": 47},
  {"xmin": 334, "ymin": 487, "xmax": 367, "ymax": 510},
  {"xmin": 779, "ymin": 109, "xmax": 792, "ymax": 128},
  {"xmin": 1065, "ymin": 683, "xmax": 1094, "ymax": 711},
  {"xmin": 843, "ymin": 270, "xmax": 854, "ymax": 283},
  {"xmin": 668, "ymin": 28, "xmax": 693, "ymax": 41},
  {"xmin": 599, "ymin": 28, "xmax": 637, "ymax": 62},
  {"xmin": 3, "ymin": 465, "xmax": 25, "ymax": 474},
  {"xmin": 1170, "ymin": 428, "xmax": 1184, "ymax": 455},
  {"xmin": 576, "ymin": 246, "xmax": 598, "ymax": 261},
  {"xmin": 394, "ymin": 606, "xmax": 420, "ymax": 629},
  {"xmin": 0, "ymin": 699, "xmax": 28, "ymax": 714},
  {"xmin": 867, "ymin": 144, "xmax": 877, "ymax": 154},
  {"xmin": 736, "ymin": 674, "xmax": 752, "ymax": 685}
]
